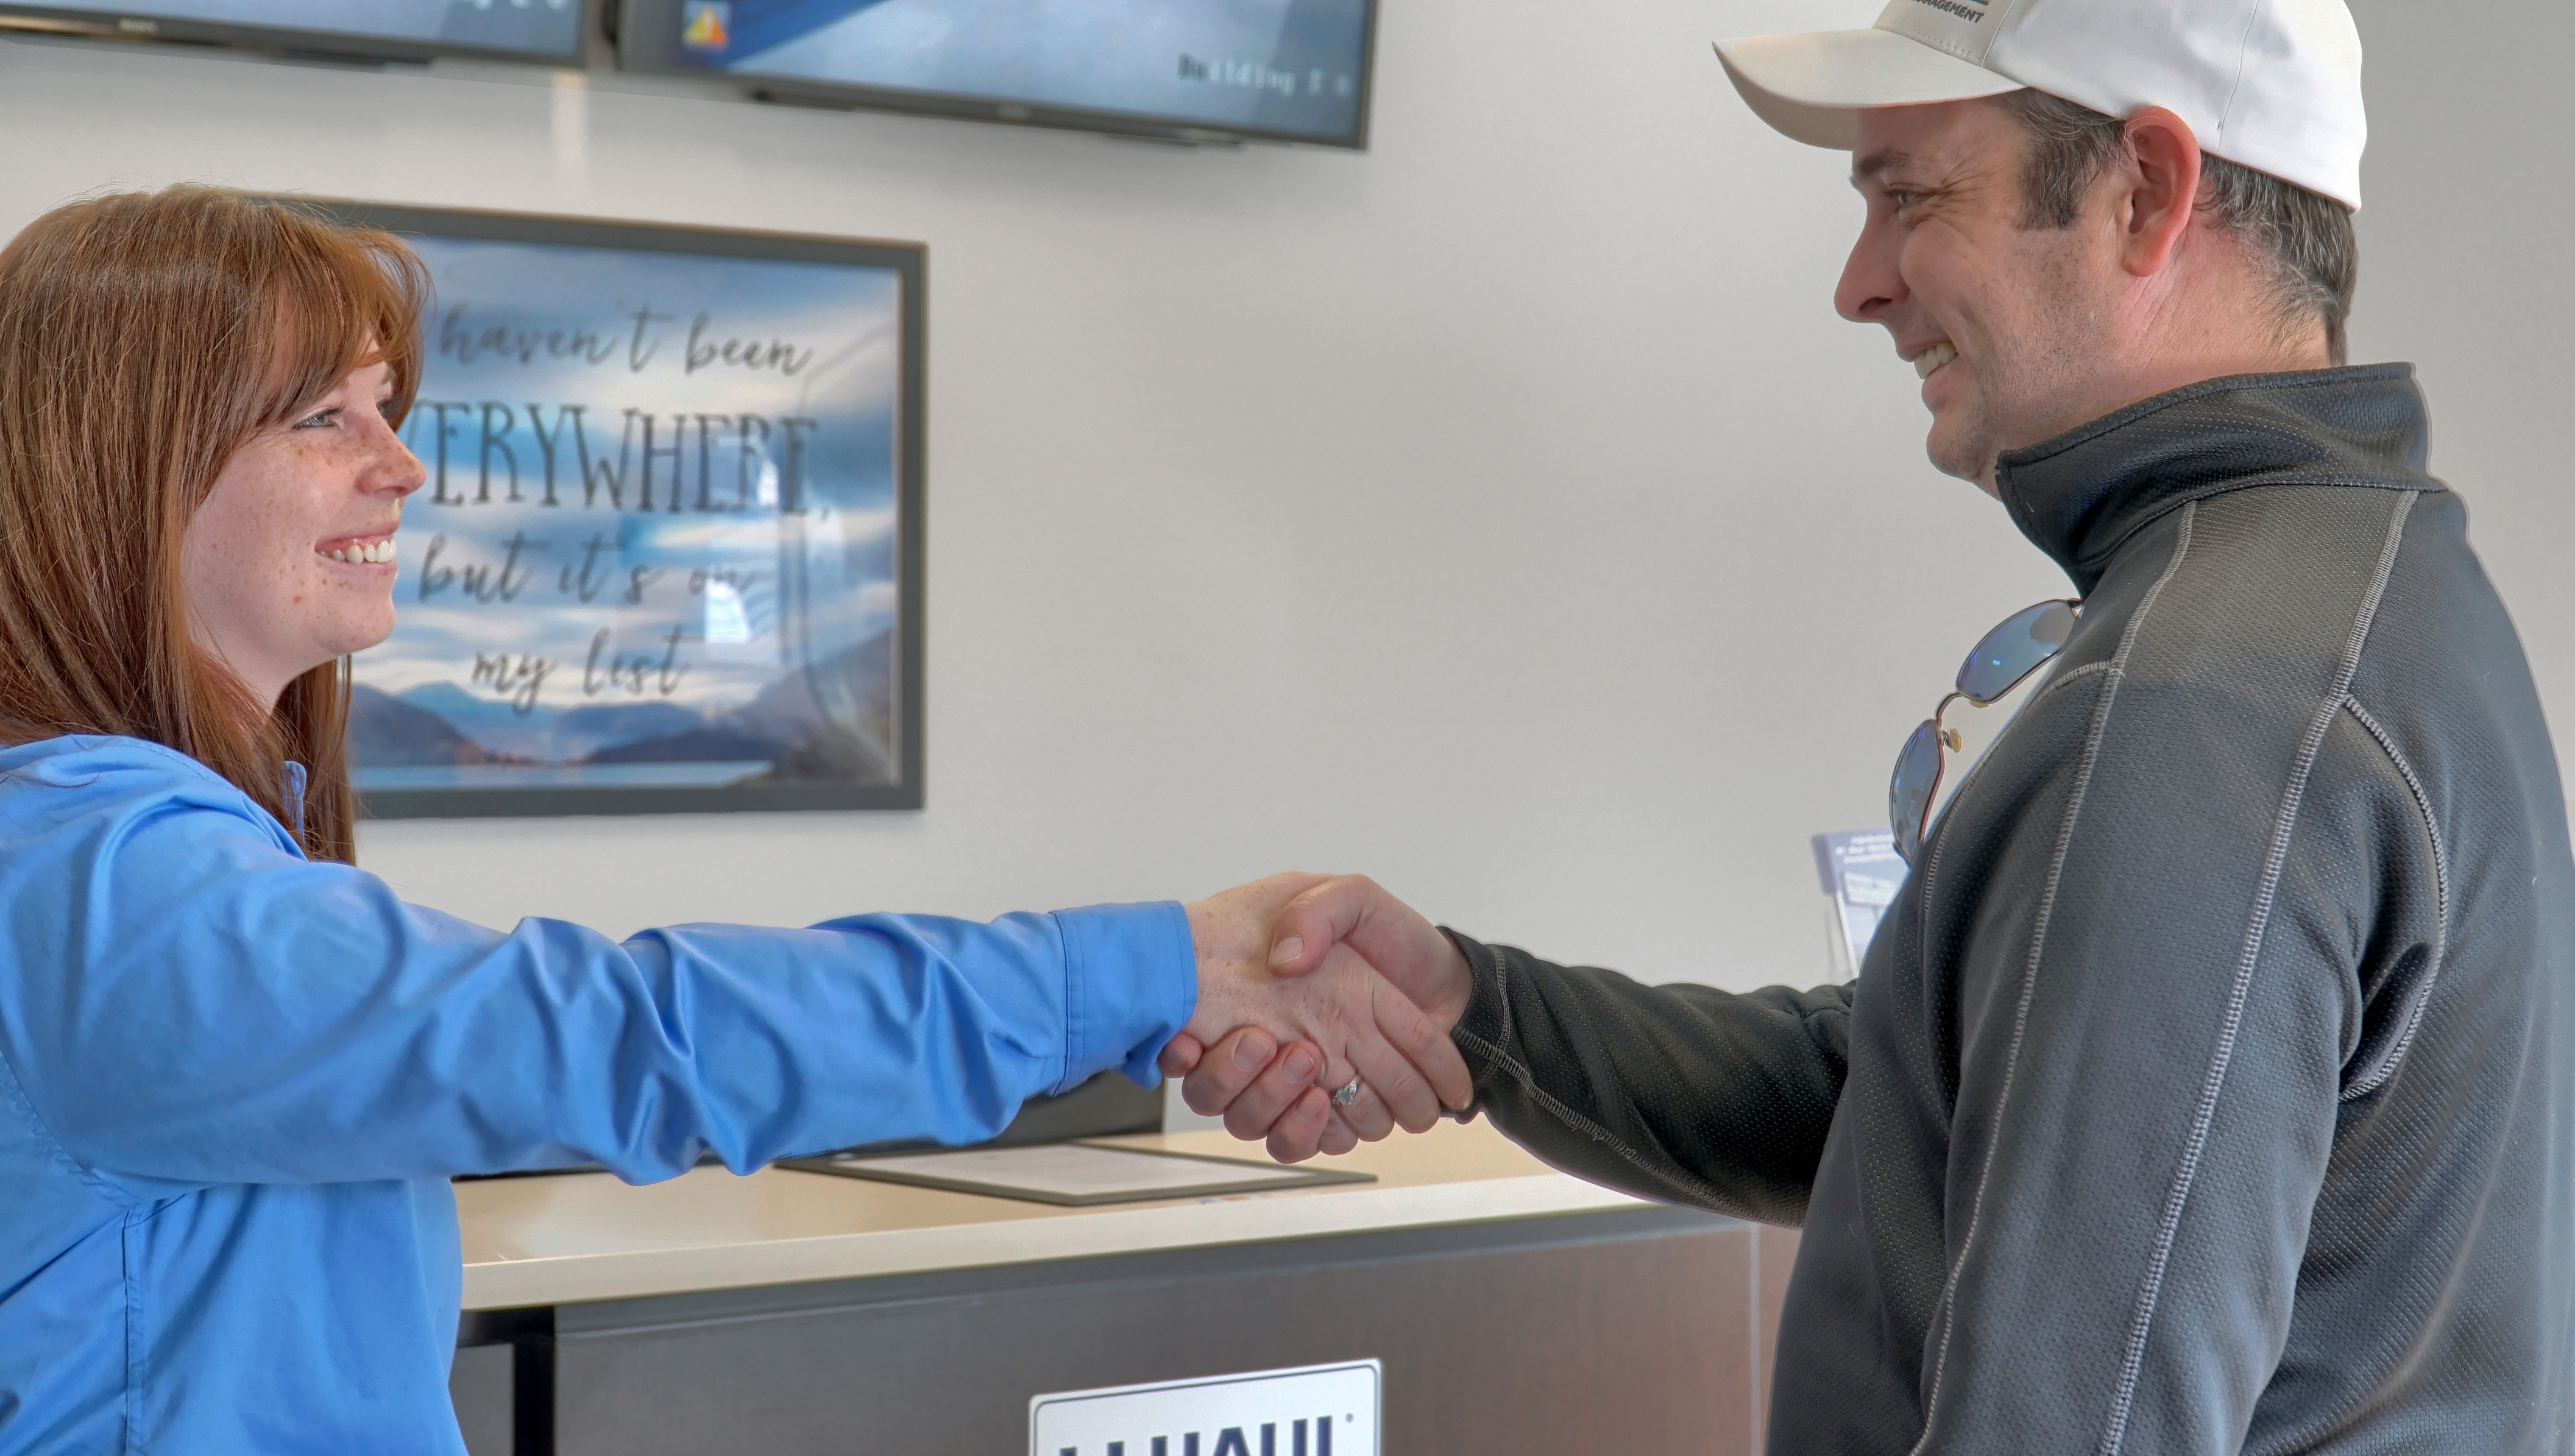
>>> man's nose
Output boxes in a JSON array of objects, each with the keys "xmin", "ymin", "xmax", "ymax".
[{"xmin": 1835, "ymin": 221, "xmax": 1904, "ymax": 324}]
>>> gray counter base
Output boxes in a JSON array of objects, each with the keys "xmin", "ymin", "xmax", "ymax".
[{"xmin": 455, "ymin": 1204, "xmax": 1798, "ymax": 1454}]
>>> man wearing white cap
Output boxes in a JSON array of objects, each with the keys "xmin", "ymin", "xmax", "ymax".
[{"xmin": 1167, "ymin": 0, "xmax": 2575, "ymax": 1449}]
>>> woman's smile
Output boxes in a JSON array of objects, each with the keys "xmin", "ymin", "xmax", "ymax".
[{"xmin": 315, "ymin": 530, "xmax": 399, "ymax": 568}]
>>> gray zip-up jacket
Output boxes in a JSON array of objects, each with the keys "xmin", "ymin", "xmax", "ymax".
[{"xmin": 1447, "ymin": 367, "xmax": 2575, "ymax": 1453}]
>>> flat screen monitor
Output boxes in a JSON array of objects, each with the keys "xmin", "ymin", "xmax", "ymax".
[
  {"xmin": 288, "ymin": 200, "xmax": 926, "ymax": 819},
  {"xmin": 0, "ymin": 0, "xmax": 584, "ymax": 63},
  {"xmin": 617, "ymin": 0, "xmax": 1375, "ymax": 148}
]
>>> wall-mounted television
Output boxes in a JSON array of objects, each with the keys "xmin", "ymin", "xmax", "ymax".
[
  {"xmin": 616, "ymin": 0, "xmax": 1376, "ymax": 148},
  {"xmin": 0, "ymin": 0, "xmax": 584, "ymax": 63},
  {"xmin": 285, "ymin": 199, "xmax": 927, "ymax": 819}
]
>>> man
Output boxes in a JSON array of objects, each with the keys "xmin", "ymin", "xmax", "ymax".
[{"xmin": 1173, "ymin": 0, "xmax": 2575, "ymax": 1449}]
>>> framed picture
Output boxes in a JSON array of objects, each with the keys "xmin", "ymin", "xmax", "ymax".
[{"xmin": 291, "ymin": 200, "xmax": 926, "ymax": 818}]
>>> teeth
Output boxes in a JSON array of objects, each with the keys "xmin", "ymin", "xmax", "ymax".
[
  {"xmin": 1913, "ymin": 342, "xmax": 1958, "ymax": 380},
  {"xmin": 319, "ymin": 539, "xmax": 397, "ymax": 565}
]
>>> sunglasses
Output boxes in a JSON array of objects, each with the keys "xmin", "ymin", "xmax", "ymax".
[{"xmin": 1889, "ymin": 598, "xmax": 2080, "ymax": 864}]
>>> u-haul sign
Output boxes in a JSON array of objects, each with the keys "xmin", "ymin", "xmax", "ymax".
[{"xmin": 1030, "ymin": 1360, "xmax": 1381, "ymax": 1456}]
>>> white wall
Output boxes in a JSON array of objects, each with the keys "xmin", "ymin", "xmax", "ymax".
[{"xmin": 0, "ymin": 0, "xmax": 2562, "ymax": 998}]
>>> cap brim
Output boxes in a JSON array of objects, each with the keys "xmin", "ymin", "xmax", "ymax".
[{"xmin": 1713, "ymin": 29, "xmax": 2022, "ymax": 149}]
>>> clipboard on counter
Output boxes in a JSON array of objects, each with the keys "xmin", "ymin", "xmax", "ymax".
[{"xmin": 778, "ymin": 1140, "xmax": 1376, "ymax": 1207}]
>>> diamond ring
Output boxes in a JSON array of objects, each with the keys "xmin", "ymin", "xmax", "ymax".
[{"xmin": 1331, "ymin": 1076, "xmax": 1362, "ymax": 1108}]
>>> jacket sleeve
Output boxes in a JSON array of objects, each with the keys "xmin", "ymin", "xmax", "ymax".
[
  {"xmin": 1443, "ymin": 929, "xmax": 1852, "ymax": 1225},
  {"xmin": 0, "ymin": 758, "xmax": 1195, "ymax": 1199}
]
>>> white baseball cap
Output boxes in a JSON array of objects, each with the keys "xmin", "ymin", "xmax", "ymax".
[{"xmin": 1713, "ymin": 0, "xmax": 2367, "ymax": 209}]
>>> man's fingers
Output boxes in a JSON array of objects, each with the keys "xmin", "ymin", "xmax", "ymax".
[
  {"xmin": 1181, "ymin": 1026, "xmax": 1274, "ymax": 1117},
  {"xmin": 1266, "ymin": 876, "xmax": 1388, "ymax": 977},
  {"xmin": 1266, "ymin": 1086, "xmax": 1333, "ymax": 1164},
  {"xmin": 1158, "ymin": 1032, "xmax": 1206, "ymax": 1080},
  {"xmin": 1221, "ymin": 1039, "xmax": 1326, "ymax": 1142}
]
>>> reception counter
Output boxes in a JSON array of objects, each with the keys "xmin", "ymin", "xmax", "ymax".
[{"xmin": 448, "ymin": 1120, "xmax": 1797, "ymax": 1454}]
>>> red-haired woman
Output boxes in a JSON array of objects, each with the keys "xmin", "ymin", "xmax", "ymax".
[{"xmin": 0, "ymin": 188, "xmax": 1460, "ymax": 1452}]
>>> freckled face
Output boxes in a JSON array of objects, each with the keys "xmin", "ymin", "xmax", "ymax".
[{"xmin": 180, "ymin": 359, "xmax": 427, "ymax": 709}]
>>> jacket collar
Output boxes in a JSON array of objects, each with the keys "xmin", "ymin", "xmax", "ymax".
[{"xmin": 1994, "ymin": 364, "xmax": 2439, "ymax": 596}]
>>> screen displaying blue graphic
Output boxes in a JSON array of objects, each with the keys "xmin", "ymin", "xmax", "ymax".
[
  {"xmin": 665, "ymin": 0, "xmax": 1372, "ymax": 146},
  {"xmin": 0, "ymin": 0, "xmax": 582, "ymax": 60},
  {"xmin": 1814, "ymin": 829, "xmax": 1906, "ymax": 977},
  {"xmin": 352, "ymin": 232, "xmax": 909, "ymax": 799}
]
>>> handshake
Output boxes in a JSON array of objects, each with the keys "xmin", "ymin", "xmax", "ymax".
[{"xmin": 1172, "ymin": 872, "xmax": 1478, "ymax": 1162}]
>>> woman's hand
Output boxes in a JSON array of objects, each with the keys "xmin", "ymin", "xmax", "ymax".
[{"xmin": 1181, "ymin": 874, "xmax": 1472, "ymax": 1161}]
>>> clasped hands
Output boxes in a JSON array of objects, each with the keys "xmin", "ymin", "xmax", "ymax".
[{"xmin": 1175, "ymin": 873, "xmax": 1475, "ymax": 1162}]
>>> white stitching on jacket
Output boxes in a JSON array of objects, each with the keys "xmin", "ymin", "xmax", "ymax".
[
  {"xmin": 1452, "ymin": 1019, "xmax": 1740, "ymax": 1212},
  {"xmin": 1908, "ymin": 503, "xmax": 2203, "ymax": 1456},
  {"xmin": 2030, "ymin": 659, "xmax": 2114, "ymax": 703},
  {"xmin": 2095, "ymin": 490, "xmax": 2420, "ymax": 1455},
  {"xmin": 1453, "ymin": 937, "xmax": 1744, "ymax": 1210},
  {"xmin": 2334, "ymin": 695, "xmax": 2450, "ymax": 1101}
]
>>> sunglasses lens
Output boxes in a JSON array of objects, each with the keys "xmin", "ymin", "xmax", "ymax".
[
  {"xmin": 1957, "ymin": 599, "xmax": 2076, "ymax": 703},
  {"xmin": 1889, "ymin": 719, "xmax": 1944, "ymax": 864}
]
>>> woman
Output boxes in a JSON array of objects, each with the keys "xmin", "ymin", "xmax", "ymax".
[{"xmin": 0, "ymin": 187, "xmax": 1463, "ymax": 1452}]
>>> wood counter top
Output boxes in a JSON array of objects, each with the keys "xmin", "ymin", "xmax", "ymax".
[{"xmin": 455, "ymin": 1118, "xmax": 1649, "ymax": 1311}]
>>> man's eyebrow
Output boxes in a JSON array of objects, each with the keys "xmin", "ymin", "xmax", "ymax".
[{"xmin": 1851, "ymin": 147, "xmax": 1912, "ymax": 184}]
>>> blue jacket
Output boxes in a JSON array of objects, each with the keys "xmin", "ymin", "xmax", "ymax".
[{"xmin": 0, "ymin": 735, "xmax": 1197, "ymax": 1453}]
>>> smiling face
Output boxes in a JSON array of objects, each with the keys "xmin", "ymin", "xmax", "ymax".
[
  {"xmin": 180, "ymin": 358, "xmax": 426, "ymax": 711},
  {"xmin": 1837, "ymin": 99, "xmax": 2122, "ymax": 492}
]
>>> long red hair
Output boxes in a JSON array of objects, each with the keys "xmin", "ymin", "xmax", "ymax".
[{"xmin": 0, "ymin": 187, "xmax": 427, "ymax": 863}]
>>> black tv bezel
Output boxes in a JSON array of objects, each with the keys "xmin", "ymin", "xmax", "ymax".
[
  {"xmin": 612, "ymin": 0, "xmax": 1380, "ymax": 150},
  {"xmin": 282, "ymin": 197, "xmax": 930, "ymax": 821},
  {"xmin": 0, "ymin": 0, "xmax": 588, "ymax": 66}
]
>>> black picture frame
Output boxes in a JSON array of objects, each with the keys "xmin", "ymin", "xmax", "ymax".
[
  {"xmin": 289, "ymin": 199, "xmax": 927, "ymax": 819},
  {"xmin": 611, "ymin": 0, "xmax": 1379, "ymax": 151}
]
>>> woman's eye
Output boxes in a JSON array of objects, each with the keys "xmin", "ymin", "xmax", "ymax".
[{"xmin": 295, "ymin": 407, "xmax": 342, "ymax": 430}]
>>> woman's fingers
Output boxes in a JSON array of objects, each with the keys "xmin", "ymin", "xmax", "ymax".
[
  {"xmin": 1326, "ymin": 1064, "xmax": 1400, "ymax": 1141},
  {"xmin": 1315, "ymin": 1108, "xmax": 1360, "ymax": 1157},
  {"xmin": 1370, "ymin": 972, "xmax": 1475, "ymax": 1116},
  {"xmin": 1301, "ymin": 951, "xmax": 1467, "ymax": 1132},
  {"xmin": 1266, "ymin": 1086, "xmax": 1335, "ymax": 1163},
  {"xmin": 1339, "ymin": 1022, "xmax": 1440, "ymax": 1135},
  {"xmin": 1180, "ymin": 925, "xmax": 1478, "ymax": 1146}
]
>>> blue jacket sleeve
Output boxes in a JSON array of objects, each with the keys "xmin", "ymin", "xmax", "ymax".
[{"xmin": 0, "ymin": 749, "xmax": 1196, "ymax": 1198}]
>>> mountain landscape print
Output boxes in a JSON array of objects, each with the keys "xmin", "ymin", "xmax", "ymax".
[{"xmin": 335, "ymin": 208, "xmax": 919, "ymax": 812}]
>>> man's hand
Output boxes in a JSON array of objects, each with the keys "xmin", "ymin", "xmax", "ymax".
[
  {"xmin": 1168, "ymin": 876, "xmax": 1475, "ymax": 1161},
  {"xmin": 1181, "ymin": 875, "xmax": 1474, "ymax": 1162}
]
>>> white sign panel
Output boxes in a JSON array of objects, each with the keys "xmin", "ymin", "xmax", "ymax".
[{"xmin": 1030, "ymin": 1360, "xmax": 1380, "ymax": 1456}]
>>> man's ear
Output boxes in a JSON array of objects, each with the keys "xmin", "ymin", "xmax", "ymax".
[{"xmin": 2117, "ymin": 106, "xmax": 2205, "ymax": 280}]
